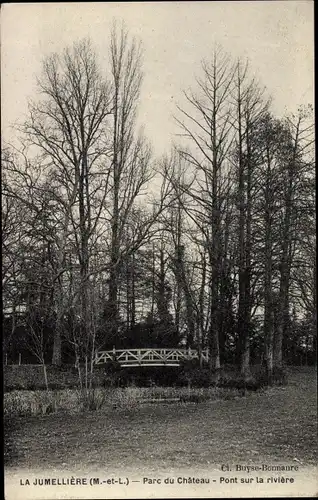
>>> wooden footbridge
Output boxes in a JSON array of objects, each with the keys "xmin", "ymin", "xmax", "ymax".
[{"xmin": 94, "ymin": 348, "xmax": 209, "ymax": 367}]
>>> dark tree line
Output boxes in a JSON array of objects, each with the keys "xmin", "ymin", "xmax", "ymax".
[{"xmin": 2, "ymin": 28, "xmax": 316, "ymax": 383}]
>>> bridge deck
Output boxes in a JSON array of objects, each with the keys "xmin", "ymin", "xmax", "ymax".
[{"xmin": 94, "ymin": 348, "xmax": 209, "ymax": 367}]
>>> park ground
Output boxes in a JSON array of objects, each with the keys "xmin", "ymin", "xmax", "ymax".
[{"xmin": 4, "ymin": 367, "xmax": 318, "ymax": 498}]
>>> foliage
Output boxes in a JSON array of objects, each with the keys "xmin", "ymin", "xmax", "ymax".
[
  {"xmin": 76, "ymin": 388, "xmax": 109, "ymax": 412},
  {"xmin": 101, "ymin": 319, "xmax": 182, "ymax": 350},
  {"xmin": 4, "ymin": 385, "xmax": 240, "ymax": 417},
  {"xmin": 4, "ymin": 364, "xmax": 106, "ymax": 391},
  {"xmin": 178, "ymin": 359, "xmax": 212, "ymax": 387}
]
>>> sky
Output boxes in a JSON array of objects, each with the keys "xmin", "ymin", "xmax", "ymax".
[{"xmin": 1, "ymin": 1, "xmax": 314, "ymax": 156}]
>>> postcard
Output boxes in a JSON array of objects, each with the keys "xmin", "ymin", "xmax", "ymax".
[{"xmin": 2, "ymin": 2, "xmax": 316, "ymax": 498}]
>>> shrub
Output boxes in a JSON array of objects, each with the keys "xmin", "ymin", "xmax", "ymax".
[
  {"xmin": 252, "ymin": 365, "xmax": 270, "ymax": 387},
  {"xmin": 251, "ymin": 364, "xmax": 288, "ymax": 387},
  {"xmin": 111, "ymin": 387, "xmax": 143, "ymax": 409},
  {"xmin": 76, "ymin": 388, "xmax": 109, "ymax": 411},
  {"xmin": 216, "ymin": 372, "xmax": 266, "ymax": 394},
  {"xmin": 101, "ymin": 361, "xmax": 122, "ymax": 387},
  {"xmin": 179, "ymin": 393, "xmax": 210, "ymax": 404},
  {"xmin": 106, "ymin": 366, "xmax": 182, "ymax": 388},
  {"xmin": 218, "ymin": 388, "xmax": 241, "ymax": 400},
  {"xmin": 272, "ymin": 366, "xmax": 288, "ymax": 385},
  {"xmin": 4, "ymin": 382, "xmax": 250, "ymax": 418},
  {"xmin": 104, "ymin": 360, "xmax": 122, "ymax": 374},
  {"xmin": 178, "ymin": 359, "xmax": 212, "ymax": 387},
  {"xmin": 4, "ymin": 390, "xmax": 60, "ymax": 417},
  {"xmin": 179, "ymin": 367, "xmax": 212, "ymax": 387},
  {"xmin": 4, "ymin": 391, "xmax": 31, "ymax": 417},
  {"xmin": 4, "ymin": 364, "xmax": 107, "ymax": 391}
]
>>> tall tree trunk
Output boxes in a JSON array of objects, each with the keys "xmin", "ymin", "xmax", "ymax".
[
  {"xmin": 237, "ymin": 86, "xmax": 249, "ymax": 376},
  {"xmin": 263, "ymin": 171, "xmax": 274, "ymax": 382},
  {"xmin": 209, "ymin": 252, "xmax": 220, "ymax": 370},
  {"xmin": 52, "ymin": 311, "xmax": 62, "ymax": 366},
  {"xmin": 241, "ymin": 125, "xmax": 252, "ymax": 377},
  {"xmin": 198, "ymin": 251, "xmax": 207, "ymax": 365},
  {"xmin": 79, "ymin": 153, "xmax": 90, "ymax": 360},
  {"xmin": 151, "ymin": 243, "xmax": 155, "ymax": 318},
  {"xmin": 126, "ymin": 257, "xmax": 130, "ymax": 330},
  {"xmin": 108, "ymin": 59, "xmax": 121, "ymax": 338},
  {"xmin": 176, "ymin": 245, "xmax": 196, "ymax": 348},
  {"xmin": 126, "ymin": 252, "xmax": 136, "ymax": 328},
  {"xmin": 274, "ymin": 135, "xmax": 295, "ymax": 368},
  {"xmin": 174, "ymin": 200, "xmax": 183, "ymax": 340},
  {"xmin": 274, "ymin": 259, "xmax": 290, "ymax": 368},
  {"xmin": 313, "ymin": 259, "xmax": 317, "ymax": 343},
  {"xmin": 209, "ymin": 66, "xmax": 221, "ymax": 371}
]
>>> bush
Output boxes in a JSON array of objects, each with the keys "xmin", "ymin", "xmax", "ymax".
[
  {"xmin": 3, "ymin": 383, "xmax": 251, "ymax": 418},
  {"xmin": 104, "ymin": 365, "xmax": 182, "ymax": 388},
  {"xmin": 102, "ymin": 361, "xmax": 123, "ymax": 387},
  {"xmin": 4, "ymin": 364, "xmax": 106, "ymax": 391},
  {"xmin": 4, "ymin": 391, "xmax": 32, "ymax": 417},
  {"xmin": 104, "ymin": 360, "xmax": 122, "ymax": 374},
  {"xmin": 214, "ymin": 364, "xmax": 288, "ymax": 392},
  {"xmin": 112, "ymin": 387, "xmax": 144, "ymax": 409},
  {"xmin": 178, "ymin": 359, "xmax": 212, "ymax": 387},
  {"xmin": 77, "ymin": 388, "xmax": 109, "ymax": 411},
  {"xmin": 251, "ymin": 364, "xmax": 288, "ymax": 387},
  {"xmin": 252, "ymin": 365, "xmax": 270, "ymax": 387},
  {"xmin": 217, "ymin": 370, "xmax": 266, "ymax": 393},
  {"xmin": 4, "ymin": 390, "xmax": 60, "ymax": 417},
  {"xmin": 179, "ymin": 393, "xmax": 209, "ymax": 404},
  {"xmin": 272, "ymin": 366, "xmax": 288, "ymax": 385}
]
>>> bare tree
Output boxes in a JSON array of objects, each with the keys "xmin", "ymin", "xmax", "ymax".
[
  {"xmin": 14, "ymin": 39, "xmax": 113, "ymax": 367},
  {"xmin": 104, "ymin": 23, "xmax": 173, "ymax": 339},
  {"xmin": 274, "ymin": 106, "xmax": 315, "ymax": 368},
  {"xmin": 231, "ymin": 59, "xmax": 269, "ymax": 377},
  {"xmin": 175, "ymin": 47, "xmax": 236, "ymax": 371},
  {"xmin": 251, "ymin": 113, "xmax": 286, "ymax": 381}
]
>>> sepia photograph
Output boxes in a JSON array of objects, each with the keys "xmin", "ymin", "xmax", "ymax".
[{"xmin": 2, "ymin": 1, "xmax": 316, "ymax": 498}]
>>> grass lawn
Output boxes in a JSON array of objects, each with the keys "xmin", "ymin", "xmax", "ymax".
[{"xmin": 4, "ymin": 368, "xmax": 317, "ymax": 475}]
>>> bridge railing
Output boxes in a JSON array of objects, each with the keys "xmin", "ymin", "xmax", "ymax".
[{"xmin": 94, "ymin": 348, "xmax": 209, "ymax": 367}]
